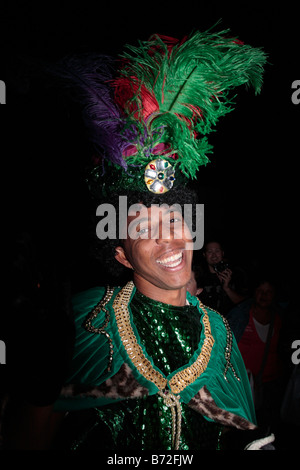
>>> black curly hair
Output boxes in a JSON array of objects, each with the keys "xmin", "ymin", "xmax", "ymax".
[{"xmin": 89, "ymin": 186, "xmax": 199, "ymax": 283}]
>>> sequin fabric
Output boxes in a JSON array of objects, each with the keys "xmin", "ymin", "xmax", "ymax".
[{"xmin": 131, "ymin": 292, "xmax": 201, "ymax": 376}]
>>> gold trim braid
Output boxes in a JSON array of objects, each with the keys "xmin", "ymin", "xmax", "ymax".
[
  {"xmin": 83, "ymin": 286, "xmax": 115, "ymax": 372},
  {"xmin": 168, "ymin": 300, "xmax": 215, "ymax": 394},
  {"xmin": 113, "ymin": 281, "xmax": 168, "ymax": 390}
]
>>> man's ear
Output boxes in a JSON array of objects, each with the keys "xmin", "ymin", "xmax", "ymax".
[
  {"xmin": 196, "ymin": 287, "xmax": 203, "ymax": 296},
  {"xmin": 115, "ymin": 246, "xmax": 134, "ymax": 270}
]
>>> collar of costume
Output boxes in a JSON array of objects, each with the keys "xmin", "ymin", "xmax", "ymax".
[{"xmin": 111, "ymin": 281, "xmax": 215, "ymax": 396}]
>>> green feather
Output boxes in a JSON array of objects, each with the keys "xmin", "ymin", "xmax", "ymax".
[{"xmin": 118, "ymin": 28, "xmax": 267, "ymax": 179}]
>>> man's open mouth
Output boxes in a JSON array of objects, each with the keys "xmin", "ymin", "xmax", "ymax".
[{"xmin": 156, "ymin": 251, "xmax": 183, "ymax": 268}]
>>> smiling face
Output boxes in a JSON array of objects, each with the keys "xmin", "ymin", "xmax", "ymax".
[
  {"xmin": 203, "ymin": 242, "xmax": 224, "ymax": 268},
  {"xmin": 254, "ymin": 282, "xmax": 275, "ymax": 309},
  {"xmin": 115, "ymin": 204, "xmax": 193, "ymax": 304}
]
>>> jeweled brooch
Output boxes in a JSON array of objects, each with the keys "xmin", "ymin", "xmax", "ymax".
[{"xmin": 144, "ymin": 158, "xmax": 175, "ymax": 194}]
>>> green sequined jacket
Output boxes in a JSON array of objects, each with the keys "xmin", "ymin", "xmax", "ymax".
[{"xmin": 54, "ymin": 282, "xmax": 257, "ymax": 450}]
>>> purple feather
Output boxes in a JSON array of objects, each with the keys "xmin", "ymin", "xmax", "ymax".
[{"xmin": 48, "ymin": 53, "xmax": 127, "ymax": 169}]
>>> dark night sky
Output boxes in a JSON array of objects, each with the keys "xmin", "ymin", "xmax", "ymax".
[{"xmin": 1, "ymin": 2, "xmax": 299, "ymax": 291}]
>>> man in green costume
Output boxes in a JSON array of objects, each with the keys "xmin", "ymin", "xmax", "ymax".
[
  {"xmin": 4, "ymin": 29, "xmax": 274, "ymax": 450},
  {"xmin": 51, "ymin": 29, "xmax": 272, "ymax": 450},
  {"xmin": 53, "ymin": 192, "xmax": 259, "ymax": 450}
]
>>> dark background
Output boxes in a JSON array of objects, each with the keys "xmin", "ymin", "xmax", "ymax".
[
  {"xmin": 0, "ymin": 1, "xmax": 299, "ymax": 451},
  {"xmin": 1, "ymin": 2, "xmax": 299, "ymax": 292}
]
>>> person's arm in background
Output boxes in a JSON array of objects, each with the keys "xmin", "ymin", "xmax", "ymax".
[{"xmin": 217, "ymin": 268, "xmax": 247, "ymax": 304}]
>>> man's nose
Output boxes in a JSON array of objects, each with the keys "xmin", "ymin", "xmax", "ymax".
[{"xmin": 156, "ymin": 222, "xmax": 175, "ymax": 243}]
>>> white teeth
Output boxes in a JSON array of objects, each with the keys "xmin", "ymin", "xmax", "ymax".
[{"xmin": 157, "ymin": 252, "xmax": 183, "ymax": 267}]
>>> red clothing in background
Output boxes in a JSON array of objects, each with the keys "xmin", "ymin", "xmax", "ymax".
[{"xmin": 238, "ymin": 308, "xmax": 282, "ymax": 383}]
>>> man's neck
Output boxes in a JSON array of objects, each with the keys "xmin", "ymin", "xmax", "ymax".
[{"xmin": 133, "ymin": 275, "xmax": 187, "ymax": 306}]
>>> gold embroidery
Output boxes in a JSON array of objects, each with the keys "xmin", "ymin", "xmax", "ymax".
[
  {"xmin": 221, "ymin": 315, "xmax": 241, "ymax": 382},
  {"xmin": 200, "ymin": 304, "xmax": 241, "ymax": 383}
]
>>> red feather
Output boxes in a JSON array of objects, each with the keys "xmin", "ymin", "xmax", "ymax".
[{"xmin": 114, "ymin": 77, "xmax": 159, "ymax": 120}]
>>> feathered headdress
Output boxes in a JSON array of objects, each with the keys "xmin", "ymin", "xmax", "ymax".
[{"xmin": 53, "ymin": 28, "xmax": 267, "ymax": 196}]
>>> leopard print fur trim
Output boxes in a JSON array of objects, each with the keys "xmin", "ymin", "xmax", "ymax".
[
  {"xmin": 61, "ymin": 363, "xmax": 149, "ymax": 400},
  {"xmin": 61, "ymin": 368, "xmax": 255, "ymax": 430},
  {"xmin": 188, "ymin": 385, "xmax": 256, "ymax": 430}
]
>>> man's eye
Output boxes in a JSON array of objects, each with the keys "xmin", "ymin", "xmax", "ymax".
[{"xmin": 137, "ymin": 227, "xmax": 149, "ymax": 235}]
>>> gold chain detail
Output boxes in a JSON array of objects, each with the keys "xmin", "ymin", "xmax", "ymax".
[
  {"xmin": 200, "ymin": 304, "xmax": 241, "ymax": 383},
  {"xmin": 83, "ymin": 286, "xmax": 114, "ymax": 333},
  {"xmin": 83, "ymin": 286, "xmax": 115, "ymax": 371},
  {"xmin": 221, "ymin": 315, "xmax": 241, "ymax": 382},
  {"xmin": 168, "ymin": 300, "xmax": 214, "ymax": 393},
  {"xmin": 157, "ymin": 390, "xmax": 182, "ymax": 450},
  {"xmin": 113, "ymin": 281, "xmax": 168, "ymax": 391}
]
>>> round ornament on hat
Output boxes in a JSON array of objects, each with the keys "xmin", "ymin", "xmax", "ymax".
[{"xmin": 144, "ymin": 159, "xmax": 175, "ymax": 194}]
